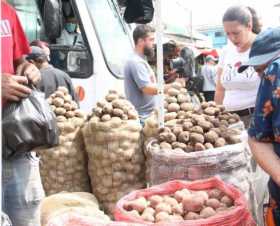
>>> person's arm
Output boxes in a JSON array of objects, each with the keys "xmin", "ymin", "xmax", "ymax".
[
  {"xmin": 131, "ymin": 61, "xmax": 158, "ymax": 96},
  {"xmin": 249, "ymin": 138, "xmax": 280, "ymax": 186},
  {"xmin": 141, "ymin": 86, "xmax": 158, "ymax": 95},
  {"xmin": 214, "ymin": 67, "xmax": 225, "ymax": 104}
]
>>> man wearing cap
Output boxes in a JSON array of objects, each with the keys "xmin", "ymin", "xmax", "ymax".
[
  {"xmin": 238, "ymin": 27, "xmax": 280, "ymax": 222},
  {"xmin": 27, "ymin": 46, "xmax": 78, "ymax": 101},
  {"xmin": 201, "ymin": 55, "xmax": 217, "ymax": 101}
]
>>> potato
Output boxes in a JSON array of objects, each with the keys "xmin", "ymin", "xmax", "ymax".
[
  {"xmin": 167, "ymin": 88, "xmax": 180, "ymax": 97},
  {"xmin": 174, "ymin": 189, "xmax": 192, "ymax": 203},
  {"xmin": 166, "ymin": 96, "xmax": 177, "ymax": 104},
  {"xmin": 226, "ymin": 136, "xmax": 241, "ymax": 144},
  {"xmin": 141, "ymin": 211, "xmax": 155, "ymax": 222},
  {"xmin": 178, "ymin": 131, "xmax": 190, "ymax": 143},
  {"xmin": 53, "ymin": 97, "xmax": 64, "ymax": 107},
  {"xmin": 208, "ymin": 189, "xmax": 223, "ymax": 199},
  {"xmin": 155, "ymin": 212, "xmax": 170, "ymax": 222},
  {"xmin": 170, "ymin": 214, "xmax": 184, "ymax": 221},
  {"xmin": 177, "ymin": 94, "xmax": 189, "ymax": 103},
  {"xmin": 204, "ymin": 143, "xmax": 214, "ymax": 150},
  {"xmin": 172, "ymin": 203, "xmax": 184, "ymax": 215},
  {"xmin": 164, "ymin": 112, "xmax": 177, "ymax": 122},
  {"xmin": 106, "ymin": 93, "xmax": 118, "ymax": 102},
  {"xmin": 206, "ymin": 198, "xmax": 221, "ymax": 209},
  {"xmin": 159, "ymin": 132, "xmax": 177, "ymax": 143},
  {"xmin": 172, "ymin": 126, "xmax": 184, "ymax": 137},
  {"xmin": 220, "ymin": 120, "xmax": 229, "ymax": 127},
  {"xmin": 201, "ymin": 102, "xmax": 209, "ymax": 109},
  {"xmin": 155, "ymin": 203, "xmax": 172, "ymax": 214},
  {"xmin": 182, "ymin": 195, "xmax": 204, "ymax": 212},
  {"xmin": 180, "ymin": 103, "xmax": 194, "ymax": 111},
  {"xmin": 184, "ymin": 212, "xmax": 201, "ymax": 220},
  {"xmin": 214, "ymin": 138, "xmax": 226, "ymax": 148},
  {"xmin": 204, "ymin": 107, "xmax": 219, "ymax": 116},
  {"xmin": 171, "ymin": 142, "xmax": 187, "ymax": 150},
  {"xmin": 163, "ymin": 196, "xmax": 178, "ymax": 207},
  {"xmin": 200, "ymin": 207, "xmax": 216, "ymax": 218},
  {"xmin": 221, "ymin": 195, "xmax": 233, "ymax": 207},
  {"xmin": 168, "ymin": 103, "xmax": 180, "ymax": 113},
  {"xmin": 55, "ymin": 90, "xmax": 64, "ymax": 98},
  {"xmin": 171, "ymin": 82, "xmax": 183, "ymax": 90},
  {"xmin": 65, "ymin": 111, "xmax": 75, "ymax": 118},
  {"xmin": 64, "ymin": 94, "xmax": 72, "ymax": 103},
  {"xmin": 216, "ymin": 206, "xmax": 228, "ymax": 213},
  {"xmin": 190, "ymin": 126, "xmax": 204, "ymax": 134},
  {"xmin": 205, "ymin": 130, "xmax": 219, "ymax": 144},
  {"xmin": 197, "ymin": 120, "xmax": 213, "ymax": 131},
  {"xmin": 182, "ymin": 121, "xmax": 193, "ymax": 131},
  {"xmin": 148, "ymin": 195, "xmax": 163, "ymax": 208},
  {"xmin": 195, "ymin": 143, "xmax": 206, "ymax": 152},
  {"xmin": 127, "ymin": 210, "xmax": 141, "ymax": 218},
  {"xmin": 56, "ymin": 115, "xmax": 67, "ymax": 122},
  {"xmin": 195, "ymin": 191, "xmax": 209, "ymax": 202},
  {"xmin": 124, "ymin": 197, "xmax": 148, "ymax": 213},
  {"xmin": 128, "ymin": 110, "xmax": 138, "ymax": 120},
  {"xmin": 190, "ymin": 133, "xmax": 205, "ymax": 144},
  {"xmin": 57, "ymin": 86, "xmax": 68, "ymax": 94},
  {"xmin": 113, "ymin": 108, "xmax": 124, "ymax": 117},
  {"xmin": 55, "ymin": 107, "xmax": 66, "ymax": 115},
  {"xmin": 160, "ymin": 142, "xmax": 172, "ymax": 149}
]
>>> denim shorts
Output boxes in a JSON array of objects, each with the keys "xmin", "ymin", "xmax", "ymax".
[{"xmin": 2, "ymin": 152, "xmax": 45, "ymax": 226}]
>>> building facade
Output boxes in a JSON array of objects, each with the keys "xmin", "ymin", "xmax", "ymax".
[{"xmin": 197, "ymin": 25, "xmax": 227, "ymax": 49}]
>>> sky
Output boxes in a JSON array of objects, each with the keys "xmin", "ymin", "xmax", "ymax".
[{"xmin": 162, "ymin": 0, "xmax": 279, "ymax": 29}]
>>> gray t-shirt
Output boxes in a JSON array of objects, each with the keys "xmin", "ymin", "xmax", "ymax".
[{"xmin": 124, "ymin": 52, "xmax": 157, "ymax": 119}]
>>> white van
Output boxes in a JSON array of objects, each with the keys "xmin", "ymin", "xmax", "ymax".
[{"xmin": 8, "ymin": 0, "xmax": 134, "ymax": 112}]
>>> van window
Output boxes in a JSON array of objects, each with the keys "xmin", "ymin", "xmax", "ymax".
[
  {"xmin": 86, "ymin": 0, "xmax": 133, "ymax": 78},
  {"xmin": 8, "ymin": 0, "xmax": 46, "ymax": 41}
]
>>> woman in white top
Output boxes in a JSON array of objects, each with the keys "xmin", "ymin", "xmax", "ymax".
[{"xmin": 215, "ymin": 6, "xmax": 262, "ymax": 127}]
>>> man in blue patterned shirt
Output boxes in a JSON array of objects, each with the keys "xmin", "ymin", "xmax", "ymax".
[{"xmin": 238, "ymin": 27, "xmax": 280, "ymax": 222}]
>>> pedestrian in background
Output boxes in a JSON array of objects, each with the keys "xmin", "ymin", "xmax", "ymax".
[{"xmin": 202, "ymin": 55, "xmax": 217, "ymax": 101}]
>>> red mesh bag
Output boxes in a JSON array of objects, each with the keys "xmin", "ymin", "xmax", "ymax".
[{"xmin": 114, "ymin": 177, "xmax": 256, "ymax": 226}]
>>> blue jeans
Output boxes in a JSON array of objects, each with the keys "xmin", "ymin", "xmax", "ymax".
[{"xmin": 2, "ymin": 152, "xmax": 45, "ymax": 226}]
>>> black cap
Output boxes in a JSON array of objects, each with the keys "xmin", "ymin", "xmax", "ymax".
[{"xmin": 26, "ymin": 46, "xmax": 47, "ymax": 61}]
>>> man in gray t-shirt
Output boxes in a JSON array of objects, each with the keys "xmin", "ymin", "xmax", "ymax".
[{"xmin": 124, "ymin": 25, "xmax": 158, "ymax": 123}]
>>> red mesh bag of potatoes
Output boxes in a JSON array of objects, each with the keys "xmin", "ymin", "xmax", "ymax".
[
  {"xmin": 46, "ymin": 212, "xmax": 145, "ymax": 226},
  {"xmin": 114, "ymin": 177, "xmax": 256, "ymax": 226}
]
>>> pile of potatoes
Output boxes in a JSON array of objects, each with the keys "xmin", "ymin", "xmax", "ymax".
[
  {"xmin": 82, "ymin": 91, "xmax": 145, "ymax": 215},
  {"xmin": 36, "ymin": 87, "xmax": 90, "ymax": 196},
  {"xmin": 164, "ymin": 82, "xmax": 198, "ymax": 122},
  {"xmin": 156, "ymin": 113, "xmax": 241, "ymax": 153},
  {"xmin": 123, "ymin": 188, "xmax": 234, "ymax": 223},
  {"xmin": 91, "ymin": 90, "xmax": 138, "ymax": 121},
  {"xmin": 164, "ymin": 83, "xmax": 240, "ymax": 125}
]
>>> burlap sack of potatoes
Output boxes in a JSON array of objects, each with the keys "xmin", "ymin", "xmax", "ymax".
[
  {"xmin": 35, "ymin": 118, "xmax": 91, "ymax": 196},
  {"xmin": 82, "ymin": 116, "xmax": 145, "ymax": 216}
]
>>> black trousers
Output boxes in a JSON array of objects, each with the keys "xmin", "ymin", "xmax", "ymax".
[{"xmin": 203, "ymin": 91, "xmax": 215, "ymax": 102}]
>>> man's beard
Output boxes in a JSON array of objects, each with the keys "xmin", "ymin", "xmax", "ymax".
[{"xmin": 143, "ymin": 46, "xmax": 155, "ymax": 58}]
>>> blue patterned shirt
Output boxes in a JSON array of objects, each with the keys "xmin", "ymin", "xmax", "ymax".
[{"xmin": 248, "ymin": 57, "xmax": 280, "ymax": 203}]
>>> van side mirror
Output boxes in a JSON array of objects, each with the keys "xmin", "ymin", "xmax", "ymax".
[
  {"xmin": 43, "ymin": 0, "xmax": 63, "ymax": 39},
  {"xmin": 49, "ymin": 45, "xmax": 93, "ymax": 79}
]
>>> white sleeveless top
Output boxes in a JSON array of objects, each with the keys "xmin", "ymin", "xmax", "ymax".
[{"xmin": 218, "ymin": 44, "xmax": 260, "ymax": 112}]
